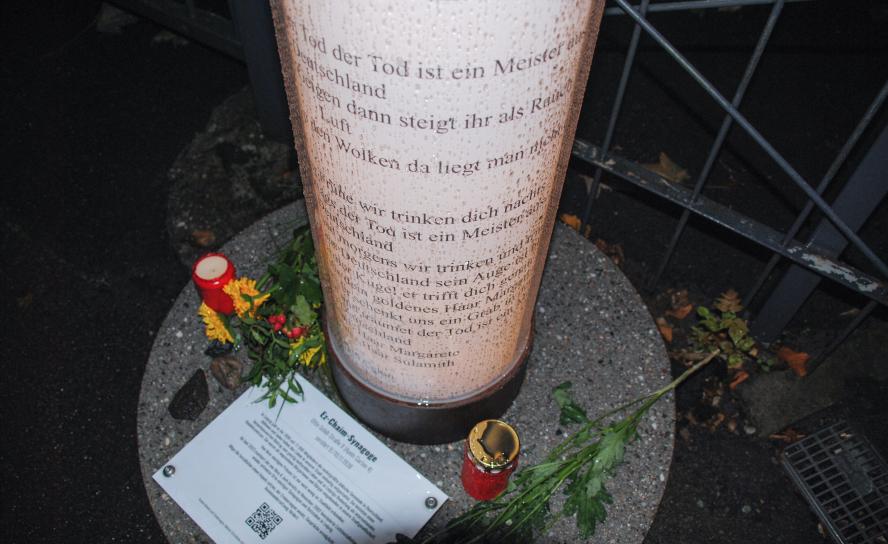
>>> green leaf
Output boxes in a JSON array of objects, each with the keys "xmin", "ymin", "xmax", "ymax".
[
  {"xmin": 291, "ymin": 295, "xmax": 316, "ymax": 325},
  {"xmin": 594, "ymin": 429, "xmax": 627, "ymax": 471},
  {"xmin": 600, "ymin": 485, "xmax": 613, "ymax": 505},
  {"xmin": 271, "ymin": 336, "xmax": 291, "ymax": 349},
  {"xmin": 299, "ymin": 278, "xmax": 323, "ymax": 306},
  {"xmin": 287, "ymin": 347, "xmax": 302, "ymax": 366},
  {"xmin": 523, "ymin": 461, "xmax": 561, "ymax": 487},
  {"xmin": 702, "ymin": 318, "xmax": 722, "ymax": 332},
  {"xmin": 278, "ymin": 387, "xmax": 298, "ymax": 403},
  {"xmin": 727, "ymin": 352, "xmax": 744, "ymax": 368},
  {"xmin": 585, "ymin": 474, "xmax": 603, "ymax": 497},
  {"xmin": 553, "ymin": 382, "xmax": 589, "ymax": 425},
  {"xmin": 564, "ymin": 471, "xmax": 605, "ymax": 539}
]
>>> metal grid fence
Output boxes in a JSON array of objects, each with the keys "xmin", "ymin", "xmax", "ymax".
[
  {"xmin": 110, "ymin": 0, "xmax": 241, "ymax": 59},
  {"xmin": 573, "ymin": 0, "xmax": 887, "ymax": 369}
]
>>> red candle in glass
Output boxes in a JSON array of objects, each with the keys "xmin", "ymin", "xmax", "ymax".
[
  {"xmin": 460, "ymin": 420, "xmax": 520, "ymax": 501},
  {"xmin": 192, "ymin": 253, "xmax": 236, "ymax": 315}
]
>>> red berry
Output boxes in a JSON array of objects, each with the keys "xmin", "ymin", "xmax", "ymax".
[
  {"xmin": 292, "ymin": 326, "xmax": 305, "ymax": 337},
  {"xmin": 273, "ymin": 322, "xmax": 282, "ymax": 332}
]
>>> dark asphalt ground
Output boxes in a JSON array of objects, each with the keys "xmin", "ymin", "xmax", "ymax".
[{"xmin": 2, "ymin": 2, "xmax": 886, "ymax": 543}]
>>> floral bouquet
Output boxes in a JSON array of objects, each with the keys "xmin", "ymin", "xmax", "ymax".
[{"xmin": 196, "ymin": 226, "xmax": 327, "ymax": 406}]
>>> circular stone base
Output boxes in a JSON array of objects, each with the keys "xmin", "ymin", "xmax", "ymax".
[
  {"xmin": 327, "ymin": 325, "xmax": 532, "ymax": 444},
  {"xmin": 138, "ymin": 202, "xmax": 673, "ymax": 543}
]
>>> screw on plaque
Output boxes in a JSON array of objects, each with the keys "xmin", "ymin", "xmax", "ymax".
[
  {"xmin": 424, "ymin": 496, "xmax": 438, "ymax": 509},
  {"xmin": 162, "ymin": 465, "xmax": 176, "ymax": 477}
]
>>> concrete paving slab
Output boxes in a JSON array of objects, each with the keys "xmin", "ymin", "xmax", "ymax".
[{"xmin": 739, "ymin": 319, "xmax": 888, "ymax": 437}]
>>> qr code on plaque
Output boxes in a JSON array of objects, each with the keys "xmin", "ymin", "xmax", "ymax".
[{"xmin": 245, "ymin": 502, "xmax": 283, "ymax": 540}]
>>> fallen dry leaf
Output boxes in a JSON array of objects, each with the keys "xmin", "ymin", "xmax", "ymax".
[
  {"xmin": 656, "ymin": 317, "xmax": 673, "ymax": 343},
  {"xmin": 594, "ymin": 238, "xmax": 625, "ymax": 267},
  {"xmin": 769, "ymin": 428, "xmax": 806, "ymax": 443},
  {"xmin": 191, "ymin": 229, "xmax": 216, "ymax": 247},
  {"xmin": 578, "ymin": 174, "xmax": 613, "ymax": 196},
  {"xmin": 17, "ymin": 292, "xmax": 33, "ymax": 309},
  {"xmin": 726, "ymin": 418, "xmax": 738, "ymax": 433},
  {"xmin": 702, "ymin": 377, "xmax": 724, "ymax": 406},
  {"xmin": 714, "ymin": 289, "xmax": 743, "ymax": 313},
  {"xmin": 670, "ymin": 289, "xmax": 689, "ymax": 309},
  {"xmin": 666, "ymin": 303, "xmax": 694, "ymax": 320},
  {"xmin": 777, "ymin": 347, "xmax": 810, "ymax": 377},
  {"xmin": 559, "ymin": 213, "xmax": 581, "ymax": 232},
  {"xmin": 674, "ymin": 349, "xmax": 709, "ymax": 362},
  {"xmin": 643, "ymin": 152, "xmax": 690, "ymax": 183},
  {"xmin": 729, "ymin": 370, "xmax": 750, "ymax": 390},
  {"xmin": 670, "ymin": 349, "xmax": 714, "ymax": 367},
  {"xmin": 152, "ymin": 29, "xmax": 190, "ymax": 47},
  {"xmin": 707, "ymin": 413, "xmax": 726, "ymax": 432}
]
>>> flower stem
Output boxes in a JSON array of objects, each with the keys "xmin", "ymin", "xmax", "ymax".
[{"xmin": 421, "ymin": 350, "xmax": 719, "ymax": 544}]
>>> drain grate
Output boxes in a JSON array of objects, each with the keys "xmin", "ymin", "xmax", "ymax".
[{"xmin": 783, "ymin": 421, "xmax": 888, "ymax": 543}]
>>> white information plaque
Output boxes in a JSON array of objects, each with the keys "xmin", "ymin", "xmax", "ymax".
[{"xmin": 153, "ymin": 380, "xmax": 448, "ymax": 543}]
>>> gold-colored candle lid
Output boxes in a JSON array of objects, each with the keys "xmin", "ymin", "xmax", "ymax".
[{"xmin": 468, "ymin": 419, "xmax": 520, "ymax": 470}]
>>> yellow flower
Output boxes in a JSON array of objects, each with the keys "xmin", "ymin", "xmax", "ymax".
[
  {"xmin": 300, "ymin": 345, "xmax": 325, "ymax": 368},
  {"xmin": 199, "ymin": 302, "xmax": 233, "ymax": 344},
  {"xmin": 223, "ymin": 277, "xmax": 270, "ymax": 318},
  {"xmin": 287, "ymin": 338, "xmax": 326, "ymax": 368},
  {"xmin": 288, "ymin": 337, "xmax": 306, "ymax": 353}
]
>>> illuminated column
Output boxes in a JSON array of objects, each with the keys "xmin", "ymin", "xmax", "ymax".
[{"xmin": 271, "ymin": 0, "xmax": 605, "ymax": 442}]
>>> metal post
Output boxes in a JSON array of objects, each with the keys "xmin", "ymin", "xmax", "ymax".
[
  {"xmin": 613, "ymin": 0, "xmax": 888, "ymax": 280},
  {"xmin": 604, "ymin": 0, "xmax": 810, "ymax": 15},
  {"xmin": 809, "ymin": 300, "xmax": 877, "ymax": 374},
  {"xmin": 744, "ymin": 80, "xmax": 888, "ymax": 306},
  {"xmin": 229, "ymin": 0, "xmax": 292, "ymax": 143},
  {"xmin": 648, "ymin": 0, "xmax": 784, "ymax": 288},
  {"xmin": 580, "ymin": 0, "xmax": 649, "ymax": 229},
  {"xmin": 751, "ymin": 123, "xmax": 888, "ymax": 342}
]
